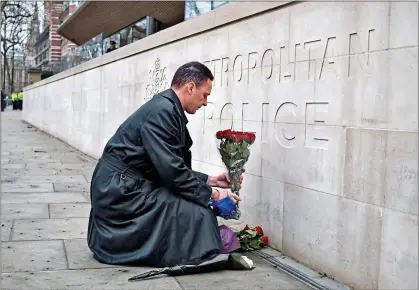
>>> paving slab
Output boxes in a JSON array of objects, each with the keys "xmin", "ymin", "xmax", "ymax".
[
  {"xmin": 8, "ymin": 158, "xmax": 54, "ymax": 164},
  {"xmin": 26, "ymin": 163, "xmax": 94, "ymax": 170},
  {"xmin": 1, "ymin": 175, "xmax": 88, "ymax": 184},
  {"xmin": 1, "ymin": 192, "xmax": 88, "ymax": 204},
  {"xmin": 1, "ymin": 168, "xmax": 92, "ymax": 177},
  {"xmin": 48, "ymin": 153, "xmax": 94, "ymax": 163},
  {"xmin": 8, "ymin": 153, "xmax": 52, "ymax": 160},
  {"xmin": 1, "ymin": 268, "xmax": 181, "ymax": 289},
  {"xmin": 1, "ymin": 220, "xmax": 13, "ymax": 241},
  {"xmin": 1, "ymin": 204, "xmax": 49, "ymax": 220},
  {"xmin": 64, "ymin": 239, "xmax": 114, "ymax": 269},
  {"xmin": 11, "ymin": 218, "xmax": 88, "ymax": 241},
  {"xmin": 1, "ymin": 168, "xmax": 56, "ymax": 176},
  {"xmin": 1, "ymin": 183, "xmax": 54, "ymax": 193},
  {"xmin": 1, "ymin": 240, "xmax": 68, "ymax": 272},
  {"xmin": 11, "ymin": 160, "xmax": 63, "ymax": 166},
  {"xmin": 50, "ymin": 203, "xmax": 91, "ymax": 218},
  {"xmin": 50, "ymin": 168, "xmax": 89, "ymax": 175},
  {"xmin": 1, "ymin": 163, "xmax": 26, "ymax": 169},
  {"xmin": 53, "ymin": 182, "xmax": 90, "ymax": 192}
]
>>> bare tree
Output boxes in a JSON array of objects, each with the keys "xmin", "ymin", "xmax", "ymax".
[{"xmin": 1, "ymin": 1, "xmax": 37, "ymax": 92}]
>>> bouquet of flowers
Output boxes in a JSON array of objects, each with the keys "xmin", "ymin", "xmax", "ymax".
[
  {"xmin": 212, "ymin": 129, "xmax": 255, "ymax": 220},
  {"xmin": 236, "ymin": 224, "xmax": 269, "ymax": 251},
  {"xmin": 215, "ymin": 129, "xmax": 256, "ymax": 197}
]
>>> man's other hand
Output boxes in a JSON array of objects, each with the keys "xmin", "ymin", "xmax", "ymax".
[{"xmin": 210, "ymin": 171, "xmax": 244, "ymax": 188}]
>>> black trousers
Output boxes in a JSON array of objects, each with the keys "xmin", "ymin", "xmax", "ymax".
[
  {"xmin": 18, "ymin": 100, "xmax": 22, "ymax": 110},
  {"xmin": 12, "ymin": 101, "xmax": 17, "ymax": 110}
]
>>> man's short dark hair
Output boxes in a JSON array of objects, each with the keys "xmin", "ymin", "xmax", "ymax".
[{"xmin": 171, "ymin": 61, "xmax": 214, "ymax": 89}]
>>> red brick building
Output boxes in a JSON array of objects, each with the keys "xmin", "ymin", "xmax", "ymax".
[{"xmin": 34, "ymin": 1, "xmax": 64, "ymax": 68}]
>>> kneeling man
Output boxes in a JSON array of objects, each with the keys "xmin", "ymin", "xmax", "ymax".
[{"xmin": 87, "ymin": 61, "xmax": 240, "ymax": 267}]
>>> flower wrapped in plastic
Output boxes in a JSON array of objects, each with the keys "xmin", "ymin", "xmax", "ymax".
[
  {"xmin": 209, "ymin": 194, "xmax": 240, "ymax": 220},
  {"xmin": 212, "ymin": 129, "xmax": 256, "ymax": 220}
]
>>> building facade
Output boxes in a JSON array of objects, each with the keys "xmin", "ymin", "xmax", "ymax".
[
  {"xmin": 1, "ymin": 51, "xmax": 31, "ymax": 94},
  {"xmin": 50, "ymin": 1, "xmax": 229, "ymax": 74},
  {"xmin": 59, "ymin": 0, "xmax": 79, "ymax": 57},
  {"xmin": 34, "ymin": 1, "xmax": 64, "ymax": 69}
]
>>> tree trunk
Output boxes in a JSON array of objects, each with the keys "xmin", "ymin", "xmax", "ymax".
[
  {"xmin": 2, "ymin": 24, "xmax": 7, "ymax": 90},
  {"xmin": 5, "ymin": 57, "xmax": 11, "ymax": 93},
  {"xmin": 2, "ymin": 53, "xmax": 6, "ymax": 90},
  {"xmin": 10, "ymin": 46, "xmax": 15, "ymax": 93}
]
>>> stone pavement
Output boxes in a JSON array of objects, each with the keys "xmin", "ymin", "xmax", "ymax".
[{"xmin": 1, "ymin": 109, "xmax": 313, "ymax": 289}]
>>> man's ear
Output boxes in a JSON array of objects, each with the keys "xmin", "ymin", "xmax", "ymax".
[{"xmin": 187, "ymin": 82, "xmax": 195, "ymax": 94}]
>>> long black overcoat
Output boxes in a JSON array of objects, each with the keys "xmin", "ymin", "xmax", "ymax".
[{"xmin": 87, "ymin": 88, "xmax": 223, "ymax": 267}]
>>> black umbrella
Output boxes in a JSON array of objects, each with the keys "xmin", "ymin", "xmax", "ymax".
[{"xmin": 128, "ymin": 253, "xmax": 254, "ymax": 282}]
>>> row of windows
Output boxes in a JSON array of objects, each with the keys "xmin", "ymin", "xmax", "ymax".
[
  {"xmin": 101, "ymin": 1, "xmax": 230, "ymax": 53},
  {"xmin": 52, "ymin": 1, "xmax": 230, "ymax": 73},
  {"xmin": 103, "ymin": 16, "xmax": 156, "ymax": 53}
]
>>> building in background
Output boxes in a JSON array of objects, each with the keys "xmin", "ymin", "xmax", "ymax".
[
  {"xmin": 33, "ymin": 0, "xmax": 65, "ymax": 69},
  {"xmin": 50, "ymin": 1, "xmax": 229, "ymax": 74},
  {"xmin": 25, "ymin": 2, "xmax": 41, "ymax": 69},
  {"xmin": 59, "ymin": 0, "xmax": 80, "ymax": 57},
  {"xmin": 1, "ymin": 50, "xmax": 31, "ymax": 93}
]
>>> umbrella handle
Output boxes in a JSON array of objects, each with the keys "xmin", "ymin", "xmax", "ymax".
[{"xmin": 128, "ymin": 269, "xmax": 165, "ymax": 281}]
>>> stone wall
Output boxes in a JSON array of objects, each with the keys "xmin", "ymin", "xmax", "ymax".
[{"xmin": 23, "ymin": 2, "xmax": 418, "ymax": 289}]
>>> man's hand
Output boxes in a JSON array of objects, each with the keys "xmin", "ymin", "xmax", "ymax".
[
  {"xmin": 211, "ymin": 188, "xmax": 241, "ymax": 203},
  {"xmin": 210, "ymin": 171, "xmax": 244, "ymax": 188}
]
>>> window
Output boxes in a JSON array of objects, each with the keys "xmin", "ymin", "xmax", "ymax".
[
  {"xmin": 212, "ymin": 1, "xmax": 229, "ymax": 9},
  {"xmin": 184, "ymin": 1, "xmax": 229, "ymax": 20},
  {"xmin": 103, "ymin": 33, "xmax": 120, "ymax": 53},
  {"xmin": 132, "ymin": 17, "xmax": 147, "ymax": 42},
  {"xmin": 185, "ymin": 1, "xmax": 211, "ymax": 20},
  {"xmin": 119, "ymin": 26, "xmax": 132, "ymax": 47}
]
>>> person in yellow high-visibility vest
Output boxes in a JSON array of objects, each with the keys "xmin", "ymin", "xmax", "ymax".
[
  {"xmin": 17, "ymin": 91, "xmax": 23, "ymax": 110},
  {"xmin": 11, "ymin": 92, "xmax": 17, "ymax": 110}
]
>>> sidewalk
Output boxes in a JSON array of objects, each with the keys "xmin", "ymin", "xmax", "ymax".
[{"xmin": 1, "ymin": 109, "xmax": 312, "ymax": 289}]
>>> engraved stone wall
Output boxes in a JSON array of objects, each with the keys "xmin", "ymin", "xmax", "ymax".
[{"xmin": 23, "ymin": 2, "xmax": 418, "ymax": 289}]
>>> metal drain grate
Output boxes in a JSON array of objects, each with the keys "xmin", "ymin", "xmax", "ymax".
[{"xmin": 253, "ymin": 250, "xmax": 330, "ymax": 290}]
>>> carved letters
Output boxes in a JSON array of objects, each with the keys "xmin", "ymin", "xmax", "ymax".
[
  {"xmin": 145, "ymin": 58, "xmax": 169, "ymax": 102},
  {"xmin": 197, "ymin": 30, "xmax": 377, "ymax": 150},
  {"xmin": 203, "ymin": 101, "xmax": 331, "ymax": 150},
  {"xmin": 202, "ymin": 29, "xmax": 375, "ymax": 86}
]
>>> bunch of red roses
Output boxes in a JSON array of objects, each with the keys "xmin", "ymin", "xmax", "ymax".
[
  {"xmin": 215, "ymin": 129, "xmax": 256, "ymax": 201},
  {"xmin": 236, "ymin": 224, "xmax": 269, "ymax": 251},
  {"xmin": 216, "ymin": 129, "xmax": 256, "ymax": 144}
]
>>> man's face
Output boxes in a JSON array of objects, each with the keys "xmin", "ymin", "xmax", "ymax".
[{"xmin": 185, "ymin": 79, "xmax": 212, "ymax": 114}]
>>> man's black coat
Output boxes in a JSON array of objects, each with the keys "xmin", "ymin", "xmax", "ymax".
[{"xmin": 87, "ymin": 88, "xmax": 223, "ymax": 267}]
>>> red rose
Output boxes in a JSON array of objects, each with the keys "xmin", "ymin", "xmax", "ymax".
[
  {"xmin": 261, "ymin": 236, "xmax": 269, "ymax": 245},
  {"xmin": 216, "ymin": 131, "xmax": 224, "ymax": 139},
  {"xmin": 255, "ymin": 226, "xmax": 263, "ymax": 236},
  {"xmin": 243, "ymin": 224, "xmax": 250, "ymax": 230},
  {"xmin": 224, "ymin": 130, "xmax": 233, "ymax": 139},
  {"xmin": 244, "ymin": 133, "xmax": 251, "ymax": 142},
  {"xmin": 243, "ymin": 132, "xmax": 256, "ymax": 144},
  {"xmin": 236, "ymin": 133, "xmax": 244, "ymax": 142},
  {"xmin": 250, "ymin": 133, "xmax": 256, "ymax": 143}
]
